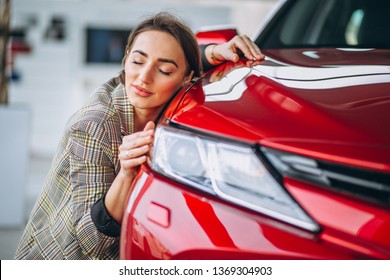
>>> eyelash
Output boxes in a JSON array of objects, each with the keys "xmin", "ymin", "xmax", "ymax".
[
  {"xmin": 132, "ymin": 60, "xmax": 142, "ymax": 65},
  {"xmin": 131, "ymin": 60, "xmax": 172, "ymax": 76}
]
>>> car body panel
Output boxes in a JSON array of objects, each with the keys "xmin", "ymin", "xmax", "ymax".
[
  {"xmin": 121, "ymin": 166, "xmax": 390, "ymax": 259},
  {"xmin": 284, "ymin": 177, "xmax": 390, "ymax": 258},
  {"xmin": 169, "ymin": 50, "xmax": 390, "ymax": 171}
]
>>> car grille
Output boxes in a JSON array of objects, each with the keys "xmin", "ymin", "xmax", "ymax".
[{"xmin": 261, "ymin": 147, "xmax": 390, "ymax": 207}]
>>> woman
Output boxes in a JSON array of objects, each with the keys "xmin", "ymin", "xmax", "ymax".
[{"xmin": 15, "ymin": 12, "xmax": 263, "ymax": 260}]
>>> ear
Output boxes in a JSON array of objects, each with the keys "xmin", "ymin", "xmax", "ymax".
[{"xmin": 184, "ymin": 70, "xmax": 194, "ymax": 84}]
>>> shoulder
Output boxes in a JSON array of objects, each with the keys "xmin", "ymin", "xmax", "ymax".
[
  {"xmin": 67, "ymin": 77, "xmax": 125, "ymax": 139},
  {"xmin": 73, "ymin": 77, "xmax": 123, "ymax": 124}
]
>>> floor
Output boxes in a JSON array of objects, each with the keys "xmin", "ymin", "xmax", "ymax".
[{"xmin": 0, "ymin": 156, "xmax": 52, "ymax": 260}]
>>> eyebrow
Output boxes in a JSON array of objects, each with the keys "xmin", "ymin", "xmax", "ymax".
[{"xmin": 132, "ymin": 49, "xmax": 179, "ymax": 68}]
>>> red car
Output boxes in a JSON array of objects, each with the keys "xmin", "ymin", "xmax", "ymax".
[{"xmin": 120, "ymin": 0, "xmax": 390, "ymax": 259}]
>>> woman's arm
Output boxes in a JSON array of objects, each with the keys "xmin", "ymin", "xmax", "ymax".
[
  {"xmin": 104, "ymin": 121, "xmax": 155, "ymax": 223},
  {"xmin": 68, "ymin": 119, "xmax": 120, "ymax": 257}
]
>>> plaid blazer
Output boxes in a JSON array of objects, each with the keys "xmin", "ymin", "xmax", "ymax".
[{"xmin": 15, "ymin": 77, "xmax": 134, "ymax": 259}]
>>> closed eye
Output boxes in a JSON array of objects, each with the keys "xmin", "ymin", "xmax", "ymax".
[
  {"xmin": 132, "ymin": 59, "xmax": 142, "ymax": 65},
  {"xmin": 159, "ymin": 69, "xmax": 172, "ymax": 76}
]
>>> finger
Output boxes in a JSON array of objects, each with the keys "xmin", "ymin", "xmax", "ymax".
[
  {"xmin": 143, "ymin": 121, "xmax": 156, "ymax": 162},
  {"xmin": 224, "ymin": 37, "xmax": 242, "ymax": 62},
  {"xmin": 143, "ymin": 121, "xmax": 155, "ymax": 132},
  {"xmin": 232, "ymin": 35, "xmax": 264, "ymax": 61},
  {"xmin": 146, "ymin": 156, "xmax": 152, "ymax": 167},
  {"xmin": 121, "ymin": 155, "xmax": 148, "ymax": 170},
  {"xmin": 230, "ymin": 35, "xmax": 252, "ymax": 60},
  {"xmin": 124, "ymin": 121, "xmax": 154, "ymax": 141},
  {"xmin": 122, "ymin": 121, "xmax": 155, "ymax": 145},
  {"xmin": 119, "ymin": 137, "xmax": 152, "ymax": 162},
  {"xmin": 123, "ymin": 128, "xmax": 153, "ymax": 142},
  {"xmin": 213, "ymin": 42, "xmax": 238, "ymax": 63},
  {"xmin": 240, "ymin": 35, "xmax": 263, "ymax": 60},
  {"xmin": 149, "ymin": 144, "xmax": 154, "ymax": 161},
  {"xmin": 238, "ymin": 36, "xmax": 255, "ymax": 60},
  {"xmin": 119, "ymin": 144, "xmax": 150, "ymax": 160},
  {"xmin": 231, "ymin": 52, "xmax": 240, "ymax": 63}
]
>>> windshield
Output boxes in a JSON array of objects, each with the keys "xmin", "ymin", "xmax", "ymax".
[{"xmin": 257, "ymin": 0, "xmax": 390, "ymax": 49}]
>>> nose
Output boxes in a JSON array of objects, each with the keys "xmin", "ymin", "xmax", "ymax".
[{"xmin": 138, "ymin": 64, "xmax": 154, "ymax": 84}]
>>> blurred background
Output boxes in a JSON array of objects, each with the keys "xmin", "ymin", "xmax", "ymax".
[{"xmin": 0, "ymin": 0, "xmax": 278, "ymax": 259}]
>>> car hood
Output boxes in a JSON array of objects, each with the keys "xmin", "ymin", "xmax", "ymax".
[{"xmin": 169, "ymin": 48, "xmax": 390, "ymax": 171}]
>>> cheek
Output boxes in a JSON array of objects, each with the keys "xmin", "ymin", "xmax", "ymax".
[
  {"xmin": 124, "ymin": 68, "xmax": 137, "ymax": 90},
  {"xmin": 161, "ymin": 71, "xmax": 188, "ymax": 94},
  {"xmin": 158, "ymin": 78, "xmax": 184, "ymax": 100}
]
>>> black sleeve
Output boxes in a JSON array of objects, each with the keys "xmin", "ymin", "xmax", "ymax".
[
  {"xmin": 91, "ymin": 195, "xmax": 121, "ymax": 237},
  {"xmin": 200, "ymin": 43, "xmax": 217, "ymax": 72}
]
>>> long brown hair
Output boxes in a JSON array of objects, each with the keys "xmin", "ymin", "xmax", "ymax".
[{"xmin": 117, "ymin": 12, "xmax": 201, "ymax": 83}]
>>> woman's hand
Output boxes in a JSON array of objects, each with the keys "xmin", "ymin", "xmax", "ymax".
[
  {"xmin": 206, "ymin": 35, "xmax": 264, "ymax": 65},
  {"xmin": 118, "ymin": 121, "xmax": 155, "ymax": 177},
  {"xmin": 104, "ymin": 121, "xmax": 155, "ymax": 223}
]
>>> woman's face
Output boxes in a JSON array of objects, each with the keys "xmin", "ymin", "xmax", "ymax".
[{"xmin": 124, "ymin": 30, "xmax": 191, "ymax": 116}]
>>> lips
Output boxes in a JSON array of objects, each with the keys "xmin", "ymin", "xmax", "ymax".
[{"xmin": 133, "ymin": 84, "xmax": 153, "ymax": 97}]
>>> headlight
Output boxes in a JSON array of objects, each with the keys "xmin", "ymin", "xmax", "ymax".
[{"xmin": 152, "ymin": 125, "xmax": 319, "ymax": 232}]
